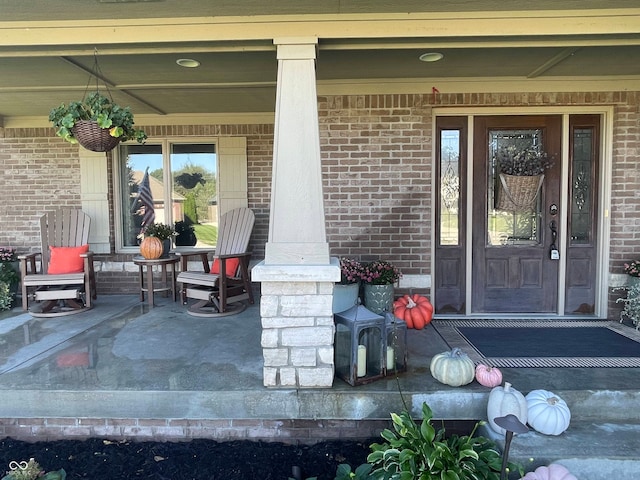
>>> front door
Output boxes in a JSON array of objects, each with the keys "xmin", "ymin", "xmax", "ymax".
[
  {"xmin": 472, "ymin": 115, "xmax": 561, "ymax": 313},
  {"xmin": 434, "ymin": 114, "xmax": 601, "ymax": 315}
]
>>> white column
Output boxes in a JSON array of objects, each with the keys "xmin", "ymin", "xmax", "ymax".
[
  {"xmin": 253, "ymin": 38, "xmax": 339, "ymax": 388},
  {"xmin": 265, "ymin": 38, "xmax": 328, "ymax": 265}
]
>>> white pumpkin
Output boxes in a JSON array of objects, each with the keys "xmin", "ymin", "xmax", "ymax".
[
  {"xmin": 526, "ymin": 389, "xmax": 571, "ymax": 436},
  {"xmin": 520, "ymin": 463, "xmax": 577, "ymax": 480},
  {"xmin": 429, "ymin": 348, "xmax": 475, "ymax": 387},
  {"xmin": 487, "ymin": 382, "xmax": 528, "ymax": 435}
]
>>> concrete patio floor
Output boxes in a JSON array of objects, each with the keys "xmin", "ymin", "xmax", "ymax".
[{"xmin": 0, "ymin": 294, "xmax": 639, "ymax": 479}]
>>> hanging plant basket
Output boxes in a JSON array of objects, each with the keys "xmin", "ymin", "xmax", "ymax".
[
  {"xmin": 48, "ymin": 50, "xmax": 147, "ymax": 151},
  {"xmin": 496, "ymin": 173, "xmax": 544, "ymax": 212},
  {"xmin": 71, "ymin": 120, "xmax": 122, "ymax": 152}
]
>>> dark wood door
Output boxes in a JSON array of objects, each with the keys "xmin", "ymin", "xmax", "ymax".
[{"xmin": 471, "ymin": 116, "xmax": 562, "ymax": 313}]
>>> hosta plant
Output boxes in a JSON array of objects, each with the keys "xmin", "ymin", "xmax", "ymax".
[{"xmin": 366, "ymin": 402, "xmax": 522, "ymax": 479}]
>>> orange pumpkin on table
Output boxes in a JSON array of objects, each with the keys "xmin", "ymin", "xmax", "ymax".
[
  {"xmin": 393, "ymin": 294, "xmax": 433, "ymax": 329},
  {"xmin": 140, "ymin": 236, "xmax": 163, "ymax": 259}
]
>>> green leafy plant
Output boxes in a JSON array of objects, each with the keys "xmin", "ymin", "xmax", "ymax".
[
  {"xmin": 1, "ymin": 458, "xmax": 65, "ymax": 480},
  {"xmin": 365, "ymin": 402, "xmax": 522, "ymax": 480},
  {"xmin": 0, "ymin": 247, "xmax": 19, "ymax": 287},
  {"xmin": 496, "ymin": 146, "xmax": 553, "ymax": 176},
  {"xmin": 49, "ymin": 91, "xmax": 147, "ymax": 145},
  {"xmin": 141, "ymin": 222, "xmax": 176, "ymax": 241},
  {"xmin": 0, "ymin": 282, "xmax": 12, "ymax": 311},
  {"xmin": 334, "ymin": 463, "xmax": 374, "ymax": 480},
  {"xmin": 616, "ymin": 281, "xmax": 640, "ymax": 328}
]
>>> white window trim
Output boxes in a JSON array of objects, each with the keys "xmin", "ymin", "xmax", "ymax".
[{"xmin": 113, "ymin": 136, "xmax": 220, "ymax": 254}]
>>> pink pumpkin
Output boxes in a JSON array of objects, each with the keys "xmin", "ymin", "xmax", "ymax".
[
  {"xmin": 475, "ymin": 363, "xmax": 503, "ymax": 388},
  {"xmin": 520, "ymin": 464, "xmax": 577, "ymax": 480}
]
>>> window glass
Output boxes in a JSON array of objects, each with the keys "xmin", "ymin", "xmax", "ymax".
[
  {"xmin": 171, "ymin": 144, "xmax": 218, "ymax": 247},
  {"xmin": 118, "ymin": 142, "xmax": 217, "ymax": 249},
  {"xmin": 439, "ymin": 130, "xmax": 460, "ymax": 246},
  {"xmin": 570, "ymin": 128, "xmax": 593, "ymax": 244},
  {"xmin": 487, "ymin": 129, "xmax": 543, "ymax": 247}
]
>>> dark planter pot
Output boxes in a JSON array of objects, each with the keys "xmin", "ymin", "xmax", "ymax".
[
  {"xmin": 175, "ymin": 231, "xmax": 197, "ymax": 246},
  {"xmin": 161, "ymin": 238, "xmax": 172, "ymax": 258}
]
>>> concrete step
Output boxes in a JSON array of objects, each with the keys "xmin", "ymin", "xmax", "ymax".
[{"xmin": 480, "ymin": 421, "xmax": 640, "ymax": 480}]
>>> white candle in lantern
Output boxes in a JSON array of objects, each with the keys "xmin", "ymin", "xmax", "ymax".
[
  {"xmin": 386, "ymin": 346, "xmax": 395, "ymax": 370},
  {"xmin": 357, "ymin": 345, "xmax": 367, "ymax": 377}
]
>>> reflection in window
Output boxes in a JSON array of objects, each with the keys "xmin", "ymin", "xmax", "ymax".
[
  {"xmin": 440, "ymin": 130, "xmax": 460, "ymax": 245},
  {"xmin": 118, "ymin": 142, "xmax": 217, "ymax": 249},
  {"xmin": 487, "ymin": 129, "xmax": 543, "ymax": 247},
  {"xmin": 570, "ymin": 128, "xmax": 593, "ymax": 244}
]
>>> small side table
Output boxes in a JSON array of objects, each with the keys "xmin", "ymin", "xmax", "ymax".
[{"xmin": 133, "ymin": 255, "xmax": 179, "ymax": 308}]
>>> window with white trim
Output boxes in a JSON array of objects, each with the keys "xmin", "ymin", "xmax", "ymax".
[{"xmin": 115, "ymin": 139, "xmax": 221, "ymax": 251}]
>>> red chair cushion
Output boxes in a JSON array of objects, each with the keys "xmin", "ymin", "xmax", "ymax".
[
  {"xmin": 48, "ymin": 244, "xmax": 89, "ymax": 274},
  {"xmin": 210, "ymin": 257, "xmax": 241, "ymax": 277}
]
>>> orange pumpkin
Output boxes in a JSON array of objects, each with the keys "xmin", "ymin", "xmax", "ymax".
[
  {"xmin": 140, "ymin": 236, "xmax": 163, "ymax": 259},
  {"xmin": 393, "ymin": 294, "xmax": 433, "ymax": 329}
]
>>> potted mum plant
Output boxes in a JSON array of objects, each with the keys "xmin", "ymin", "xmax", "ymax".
[
  {"xmin": 333, "ymin": 258, "xmax": 364, "ymax": 313},
  {"xmin": 495, "ymin": 145, "xmax": 553, "ymax": 212},
  {"xmin": 49, "ymin": 91, "xmax": 147, "ymax": 152},
  {"xmin": 361, "ymin": 260, "xmax": 402, "ymax": 314}
]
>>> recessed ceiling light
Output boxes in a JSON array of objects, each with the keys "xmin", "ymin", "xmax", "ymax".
[
  {"xmin": 419, "ymin": 52, "xmax": 444, "ymax": 63},
  {"xmin": 176, "ymin": 58, "xmax": 200, "ymax": 68}
]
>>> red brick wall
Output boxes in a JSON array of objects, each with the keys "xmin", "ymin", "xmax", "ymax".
[{"xmin": 319, "ymin": 94, "xmax": 432, "ymax": 278}]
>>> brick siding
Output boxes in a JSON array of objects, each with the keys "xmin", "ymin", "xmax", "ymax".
[{"xmin": 1, "ymin": 91, "xmax": 639, "ymax": 316}]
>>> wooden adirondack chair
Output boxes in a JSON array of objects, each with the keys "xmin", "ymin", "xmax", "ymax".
[
  {"xmin": 176, "ymin": 207, "xmax": 255, "ymax": 317},
  {"xmin": 19, "ymin": 209, "xmax": 97, "ymax": 317}
]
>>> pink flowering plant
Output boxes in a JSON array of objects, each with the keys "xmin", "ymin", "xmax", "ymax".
[
  {"xmin": 624, "ymin": 260, "xmax": 640, "ymax": 278},
  {"xmin": 0, "ymin": 247, "xmax": 16, "ymax": 263},
  {"xmin": 362, "ymin": 260, "xmax": 402, "ymax": 285},
  {"xmin": 339, "ymin": 258, "xmax": 364, "ymax": 285}
]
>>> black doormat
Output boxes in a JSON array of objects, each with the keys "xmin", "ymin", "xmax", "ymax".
[{"xmin": 433, "ymin": 320, "xmax": 640, "ymax": 367}]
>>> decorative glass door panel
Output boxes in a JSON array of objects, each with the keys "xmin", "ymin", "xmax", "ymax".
[{"xmin": 487, "ymin": 129, "xmax": 544, "ymax": 248}]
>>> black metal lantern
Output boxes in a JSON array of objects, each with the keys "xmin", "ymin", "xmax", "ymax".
[{"xmin": 334, "ymin": 304, "xmax": 385, "ymax": 386}]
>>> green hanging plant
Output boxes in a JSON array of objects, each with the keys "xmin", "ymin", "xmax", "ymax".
[{"xmin": 49, "ymin": 91, "xmax": 147, "ymax": 146}]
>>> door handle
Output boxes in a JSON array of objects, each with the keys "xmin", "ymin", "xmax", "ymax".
[{"xmin": 549, "ymin": 220, "xmax": 559, "ymax": 260}]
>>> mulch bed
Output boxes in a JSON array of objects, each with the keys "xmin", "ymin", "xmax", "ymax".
[{"xmin": 0, "ymin": 438, "xmax": 375, "ymax": 479}]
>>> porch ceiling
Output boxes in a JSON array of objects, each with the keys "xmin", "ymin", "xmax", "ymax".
[{"xmin": 0, "ymin": 1, "xmax": 639, "ymax": 121}]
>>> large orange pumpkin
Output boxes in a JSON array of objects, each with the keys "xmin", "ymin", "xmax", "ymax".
[
  {"xmin": 140, "ymin": 236, "xmax": 163, "ymax": 259},
  {"xmin": 393, "ymin": 294, "xmax": 433, "ymax": 329}
]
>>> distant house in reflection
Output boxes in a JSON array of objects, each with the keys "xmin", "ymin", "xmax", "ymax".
[{"xmin": 132, "ymin": 170, "xmax": 185, "ymax": 224}]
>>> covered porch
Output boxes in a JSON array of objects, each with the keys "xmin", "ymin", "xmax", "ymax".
[{"xmin": 0, "ymin": 294, "xmax": 639, "ymax": 478}]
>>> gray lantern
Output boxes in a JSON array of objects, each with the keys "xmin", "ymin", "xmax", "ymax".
[
  {"xmin": 334, "ymin": 304, "xmax": 385, "ymax": 386},
  {"xmin": 384, "ymin": 313, "xmax": 408, "ymax": 375}
]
